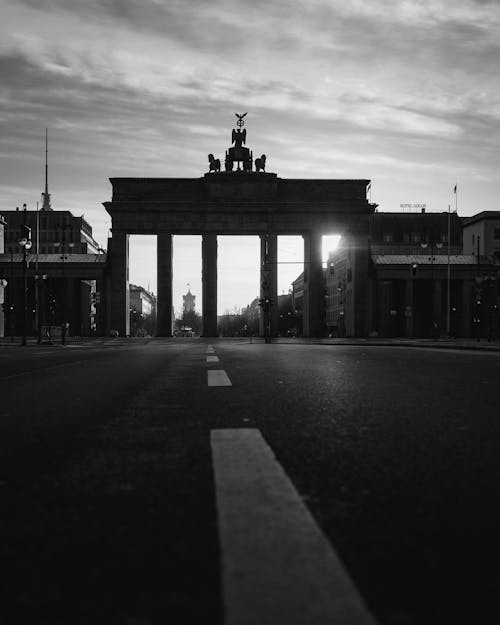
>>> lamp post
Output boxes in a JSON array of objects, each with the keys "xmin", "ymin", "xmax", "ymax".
[
  {"xmin": 18, "ymin": 212, "xmax": 32, "ymax": 346},
  {"xmin": 7, "ymin": 247, "xmax": 15, "ymax": 341},
  {"xmin": 421, "ymin": 238, "xmax": 443, "ymax": 337},
  {"xmin": 420, "ymin": 240, "xmax": 443, "ymax": 276}
]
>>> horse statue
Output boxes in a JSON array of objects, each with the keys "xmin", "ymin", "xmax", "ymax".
[
  {"xmin": 208, "ymin": 153, "xmax": 221, "ymax": 173},
  {"xmin": 255, "ymin": 154, "xmax": 266, "ymax": 172}
]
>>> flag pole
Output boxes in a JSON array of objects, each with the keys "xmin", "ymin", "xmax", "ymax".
[{"xmin": 446, "ymin": 203, "xmax": 451, "ymax": 336}]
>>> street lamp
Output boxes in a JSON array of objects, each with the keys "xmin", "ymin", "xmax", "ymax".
[
  {"xmin": 421, "ymin": 238, "xmax": 444, "ymax": 337},
  {"xmin": 18, "ymin": 216, "xmax": 32, "ymax": 346}
]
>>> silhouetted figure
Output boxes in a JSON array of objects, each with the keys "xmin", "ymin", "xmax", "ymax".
[
  {"xmin": 255, "ymin": 154, "xmax": 266, "ymax": 172},
  {"xmin": 208, "ymin": 154, "xmax": 221, "ymax": 173}
]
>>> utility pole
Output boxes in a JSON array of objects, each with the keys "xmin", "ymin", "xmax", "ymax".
[
  {"xmin": 260, "ymin": 234, "xmax": 272, "ymax": 344},
  {"xmin": 18, "ymin": 205, "xmax": 32, "ymax": 346}
]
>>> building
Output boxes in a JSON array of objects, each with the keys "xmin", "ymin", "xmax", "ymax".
[
  {"xmin": 324, "ymin": 210, "xmax": 499, "ymax": 339},
  {"xmin": 182, "ymin": 288, "xmax": 196, "ymax": 313},
  {"xmin": 1, "ymin": 205, "xmax": 105, "ymax": 338},
  {"xmin": 129, "ymin": 284, "xmax": 157, "ymax": 336},
  {"xmin": 462, "ymin": 211, "xmax": 500, "ymax": 261},
  {"xmin": 2, "ymin": 207, "xmax": 102, "ymax": 256}
]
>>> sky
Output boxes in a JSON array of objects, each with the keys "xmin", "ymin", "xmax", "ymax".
[{"xmin": 1, "ymin": 0, "xmax": 499, "ymax": 314}]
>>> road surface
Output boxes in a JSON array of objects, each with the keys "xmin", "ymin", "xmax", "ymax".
[{"xmin": 1, "ymin": 339, "xmax": 499, "ymax": 624}]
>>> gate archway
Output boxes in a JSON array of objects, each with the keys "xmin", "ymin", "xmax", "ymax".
[{"xmin": 104, "ymin": 119, "xmax": 375, "ymax": 337}]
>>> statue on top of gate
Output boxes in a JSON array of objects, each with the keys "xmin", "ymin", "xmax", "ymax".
[
  {"xmin": 225, "ymin": 112, "xmax": 252, "ymax": 172},
  {"xmin": 206, "ymin": 113, "xmax": 267, "ymax": 174}
]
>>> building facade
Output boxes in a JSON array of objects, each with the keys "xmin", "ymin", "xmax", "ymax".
[
  {"xmin": 324, "ymin": 210, "xmax": 499, "ymax": 339},
  {"xmin": 129, "ymin": 284, "xmax": 157, "ymax": 336},
  {"xmin": 182, "ymin": 288, "xmax": 196, "ymax": 313},
  {"xmin": 0, "ymin": 207, "xmax": 105, "ymax": 338}
]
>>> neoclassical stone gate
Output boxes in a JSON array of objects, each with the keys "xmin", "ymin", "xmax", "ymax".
[{"xmin": 104, "ymin": 120, "xmax": 375, "ymax": 337}]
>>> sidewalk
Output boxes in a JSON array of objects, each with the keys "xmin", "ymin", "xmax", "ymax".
[
  {"xmin": 271, "ymin": 336, "xmax": 500, "ymax": 352},
  {"xmin": 2, "ymin": 335, "xmax": 500, "ymax": 352}
]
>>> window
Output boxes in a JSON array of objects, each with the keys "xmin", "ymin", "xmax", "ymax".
[
  {"xmin": 403, "ymin": 232, "xmax": 410, "ymax": 243},
  {"xmin": 383, "ymin": 232, "xmax": 393, "ymax": 243}
]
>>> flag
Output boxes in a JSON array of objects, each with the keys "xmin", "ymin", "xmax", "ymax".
[{"xmin": 453, "ymin": 184, "xmax": 457, "ymax": 194}]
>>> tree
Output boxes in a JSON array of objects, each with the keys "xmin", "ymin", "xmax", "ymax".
[{"xmin": 175, "ymin": 310, "xmax": 202, "ymax": 335}]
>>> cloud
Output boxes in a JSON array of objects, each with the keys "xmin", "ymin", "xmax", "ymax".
[{"xmin": 1, "ymin": 0, "xmax": 499, "ymax": 253}]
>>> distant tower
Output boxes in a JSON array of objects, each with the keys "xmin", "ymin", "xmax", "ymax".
[
  {"xmin": 41, "ymin": 128, "xmax": 52, "ymax": 211},
  {"xmin": 183, "ymin": 285, "xmax": 196, "ymax": 313}
]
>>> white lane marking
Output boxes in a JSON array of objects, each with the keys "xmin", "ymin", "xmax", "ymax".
[
  {"xmin": 207, "ymin": 370, "xmax": 232, "ymax": 386},
  {"xmin": 207, "ymin": 355, "xmax": 219, "ymax": 363},
  {"xmin": 211, "ymin": 429, "xmax": 377, "ymax": 625},
  {"xmin": 206, "ymin": 345, "xmax": 215, "ymax": 354},
  {"xmin": 0, "ymin": 359, "xmax": 90, "ymax": 381}
]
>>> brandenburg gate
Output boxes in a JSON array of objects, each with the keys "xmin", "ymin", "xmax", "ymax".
[{"xmin": 104, "ymin": 115, "xmax": 375, "ymax": 337}]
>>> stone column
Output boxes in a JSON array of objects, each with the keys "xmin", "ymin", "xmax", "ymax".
[
  {"xmin": 303, "ymin": 231, "xmax": 324, "ymax": 338},
  {"xmin": 202, "ymin": 234, "xmax": 218, "ymax": 337},
  {"xmin": 95, "ymin": 278, "xmax": 105, "ymax": 336},
  {"xmin": 259, "ymin": 234, "xmax": 278, "ymax": 337},
  {"xmin": 349, "ymin": 220, "xmax": 371, "ymax": 337},
  {"xmin": 157, "ymin": 233, "xmax": 173, "ymax": 337},
  {"xmin": 109, "ymin": 231, "xmax": 130, "ymax": 337}
]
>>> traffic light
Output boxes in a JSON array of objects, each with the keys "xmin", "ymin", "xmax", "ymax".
[
  {"xmin": 411, "ymin": 263, "xmax": 418, "ymax": 277},
  {"xmin": 329, "ymin": 262, "xmax": 335, "ymax": 276}
]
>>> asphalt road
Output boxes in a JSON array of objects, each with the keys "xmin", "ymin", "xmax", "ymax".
[{"xmin": 1, "ymin": 339, "xmax": 499, "ymax": 624}]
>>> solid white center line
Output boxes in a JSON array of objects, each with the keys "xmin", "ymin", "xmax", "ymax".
[
  {"xmin": 207, "ymin": 355, "xmax": 219, "ymax": 363},
  {"xmin": 211, "ymin": 428, "xmax": 377, "ymax": 625},
  {"xmin": 206, "ymin": 345, "xmax": 215, "ymax": 354},
  {"xmin": 207, "ymin": 370, "xmax": 232, "ymax": 386}
]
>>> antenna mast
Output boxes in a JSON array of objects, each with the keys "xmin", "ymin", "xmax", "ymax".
[{"xmin": 42, "ymin": 128, "xmax": 51, "ymax": 211}]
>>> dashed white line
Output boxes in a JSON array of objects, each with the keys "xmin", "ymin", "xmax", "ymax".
[
  {"xmin": 207, "ymin": 370, "xmax": 232, "ymax": 386},
  {"xmin": 211, "ymin": 428, "xmax": 377, "ymax": 625},
  {"xmin": 206, "ymin": 345, "xmax": 215, "ymax": 354},
  {"xmin": 207, "ymin": 355, "xmax": 219, "ymax": 363}
]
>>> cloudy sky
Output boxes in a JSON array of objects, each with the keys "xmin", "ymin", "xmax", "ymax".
[{"xmin": 1, "ymin": 0, "xmax": 499, "ymax": 314}]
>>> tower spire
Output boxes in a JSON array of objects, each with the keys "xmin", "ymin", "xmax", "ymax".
[{"xmin": 41, "ymin": 128, "xmax": 52, "ymax": 211}]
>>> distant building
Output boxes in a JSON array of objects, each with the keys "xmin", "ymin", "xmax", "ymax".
[
  {"xmin": 2, "ymin": 207, "xmax": 101, "ymax": 256},
  {"xmin": 183, "ymin": 288, "xmax": 196, "ymax": 313},
  {"xmin": 462, "ymin": 211, "xmax": 500, "ymax": 261},
  {"xmin": 129, "ymin": 284, "xmax": 157, "ymax": 336}
]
